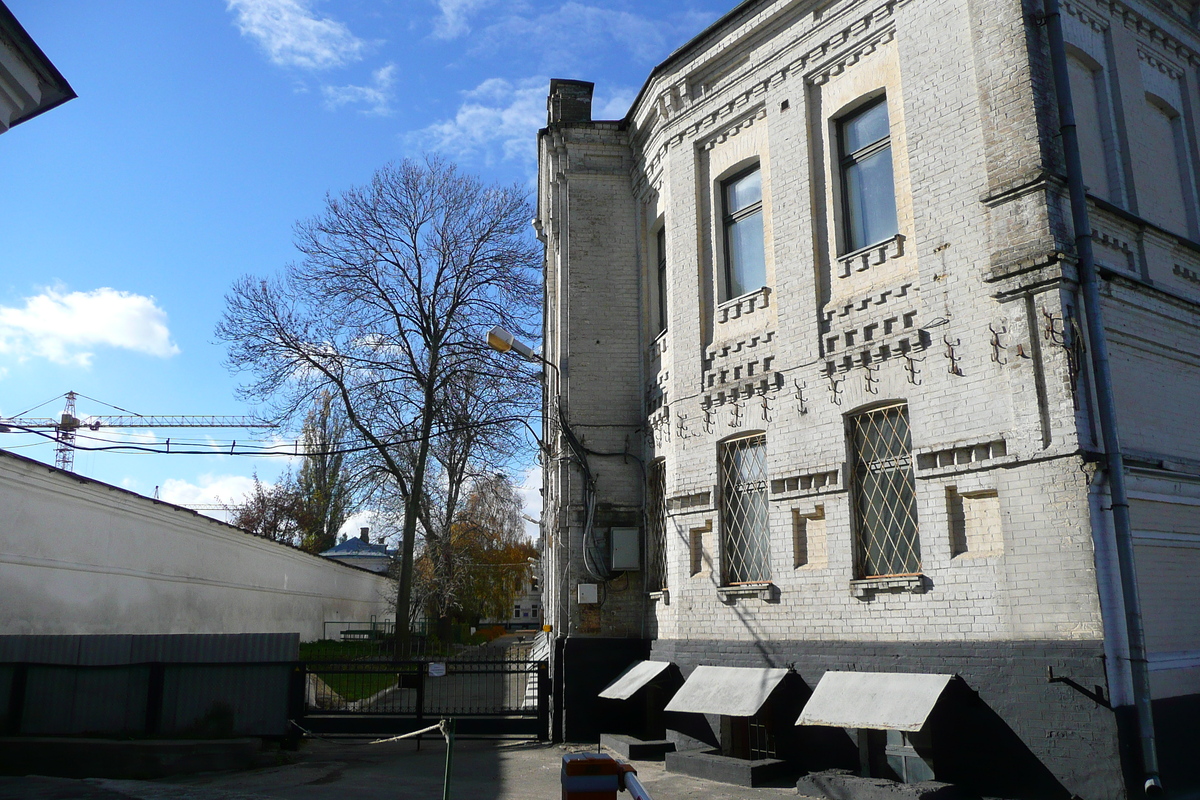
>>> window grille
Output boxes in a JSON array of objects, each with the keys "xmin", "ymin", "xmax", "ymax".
[
  {"xmin": 839, "ymin": 98, "xmax": 899, "ymax": 251},
  {"xmin": 720, "ymin": 435, "xmax": 771, "ymax": 584},
  {"xmin": 850, "ymin": 403, "xmax": 920, "ymax": 577},
  {"xmin": 646, "ymin": 459, "xmax": 668, "ymax": 591},
  {"xmin": 722, "ymin": 166, "xmax": 766, "ymax": 298}
]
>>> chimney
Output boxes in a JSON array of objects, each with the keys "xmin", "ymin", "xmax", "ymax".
[
  {"xmin": 547, "ymin": 79, "xmax": 594, "ymax": 125},
  {"xmin": 360, "ymin": 527, "xmax": 370, "ymax": 543}
]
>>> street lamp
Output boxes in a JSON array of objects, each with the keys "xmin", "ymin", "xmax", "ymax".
[{"xmin": 486, "ymin": 325, "xmax": 536, "ymax": 361}]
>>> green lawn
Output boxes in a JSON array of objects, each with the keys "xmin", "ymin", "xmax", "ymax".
[{"xmin": 316, "ymin": 669, "xmax": 405, "ymax": 702}]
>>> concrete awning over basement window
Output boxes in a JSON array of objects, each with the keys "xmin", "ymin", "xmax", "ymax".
[
  {"xmin": 664, "ymin": 666, "xmax": 790, "ymax": 717},
  {"xmin": 795, "ymin": 671, "xmax": 954, "ymax": 732},
  {"xmin": 598, "ymin": 660, "xmax": 673, "ymax": 700}
]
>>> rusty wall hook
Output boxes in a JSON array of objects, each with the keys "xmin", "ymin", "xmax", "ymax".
[
  {"xmin": 943, "ymin": 335, "xmax": 963, "ymax": 376},
  {"xmin": 904, "ymin": 355, "xmax": 923, "ymax": 385},
  {"xmin": 989, "ymin": 323, "xmax": 1008, "ymax": 364},
  {"xmin": 827, "ymin": 372, "xmax": 844, "ymax": 406},
  {"xmin": 793, "ymin": 379, "xmax": 808, "ymax": 415}
]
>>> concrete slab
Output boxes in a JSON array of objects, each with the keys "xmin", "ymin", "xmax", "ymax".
[
  {"xmin": 665, "ymin": 748, "xmax": 794, "ymax": 787},
  {"xmin": 599, "ymin": 733, "xmax": 675, "ymax": 760}
]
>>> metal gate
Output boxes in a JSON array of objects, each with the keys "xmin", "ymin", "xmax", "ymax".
[{"xmin": 293, "ymin": 652, "xmax": 548, "ymax": 739}]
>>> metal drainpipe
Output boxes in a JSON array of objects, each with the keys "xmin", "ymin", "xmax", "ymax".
[{"xmin": 1041, "ymin": 0, "xmax": 1161, "ymax": 793}]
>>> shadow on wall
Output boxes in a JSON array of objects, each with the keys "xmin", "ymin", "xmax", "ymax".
[{"xmin": 931, "ymin": 679, "xmax": 1070, "ymax": 800}]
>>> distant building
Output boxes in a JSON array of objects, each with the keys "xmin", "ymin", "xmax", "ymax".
[
  {"xmin": 537, "ymin": 0, "xmax": 1200, "ymax": 796},
  {"xmin": 320, "ymin": 527, "xmax": 395, "ymax": 574},
  {"xmin": 0, "ymin": 1, "xmax": 75, "ymax": 135},
  {"xmin": 491, "ymin": 558, "xmax": 543, "ymax": 630}
]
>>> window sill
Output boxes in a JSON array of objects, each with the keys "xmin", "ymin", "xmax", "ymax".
[
  {"xmin": 717, "ymin": 582, "xmax": 778, "ymax": 603},
  {"xmin": 648, "ymin": 589, "xmax": 670, "ymax": 605},
  {"xmin": 649, "ymin": 329, "xmax": 668, "ymax": 360},
  {"xmin": 849, "ymin": 574, "xmax": 927, "ymax": 600},
  {"xmin": 837, "ymin": 234, "xmax": 905, "ymax": 277},
  {"xmin": 717, "ymin": 286, "xmax": 771, "ymax": 323}
]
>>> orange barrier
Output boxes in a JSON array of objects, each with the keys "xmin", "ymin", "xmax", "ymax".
[{"xmin": 560, "ymin": 753, "xmax": 649, "ymax": 800}]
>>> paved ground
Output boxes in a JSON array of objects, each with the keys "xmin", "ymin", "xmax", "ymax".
[{"xmin": 0, "ymin": 739, "xmax": 802, "ymax": 800}]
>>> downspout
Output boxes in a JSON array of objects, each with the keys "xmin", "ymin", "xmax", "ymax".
[{"xmin": 1041, "ymin": 0, "xmax": 1161, "ymax": 794}]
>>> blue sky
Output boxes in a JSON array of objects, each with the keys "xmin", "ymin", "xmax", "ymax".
[{"xmin": 0, "ymin": 0, "xmax": 725, "ymax": 537}]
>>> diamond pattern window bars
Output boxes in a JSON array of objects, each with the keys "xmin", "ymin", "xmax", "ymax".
[
  {"xmin": 720, "ymin": 435, "xmax": 771, "ymax": 584},
  {"xmin": 646, "ymin": 459, "xmax": 668, "ymax": 592},
  {"xmin": 849, "ymin": 403, "xmax": 921, "ymax": 577}
]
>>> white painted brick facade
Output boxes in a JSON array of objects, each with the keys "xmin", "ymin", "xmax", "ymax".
[{"xmin": 536, "ymin": 0, "xmax": 1200, "ymax": 746}]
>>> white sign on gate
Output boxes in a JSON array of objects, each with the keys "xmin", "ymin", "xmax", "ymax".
[{"xmin": 428, "ymin": 662, "xmax": 446, "ymax": 677}]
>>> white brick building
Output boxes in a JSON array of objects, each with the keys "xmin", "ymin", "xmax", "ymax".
[{"xmin": 535, "ymin": 0, "xmax": 1200, "ymax": 796}]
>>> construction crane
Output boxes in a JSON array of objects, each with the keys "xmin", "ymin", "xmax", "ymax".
[{"xmin": 0, "ymin": 391, "xmax": 274, "ymax": 472}]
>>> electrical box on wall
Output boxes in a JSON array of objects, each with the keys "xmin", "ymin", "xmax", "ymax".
[
  {"xmin": 610, "ymin": 527, "xmax": 640, "ymax": 571},
  {"xmin": 578, "ymin": 583, "xmax": 599, "ymax": 604}
]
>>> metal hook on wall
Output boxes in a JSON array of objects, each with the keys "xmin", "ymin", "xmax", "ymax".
[
  {"xmin": 904, "ymin": 355, "xmax": 923, "ymax": 385},
  {"xmin": 864, "ymin": 364, "xmax": 880, "ymax": 394},
  {"xmin": 827, "ymin": 372, "xmax": 844, "ymax": 406},
  {"xmin": 793, "ymin": 379, "xmax": 808, "ymax": 415},
  {"xmin": 989, "ymin": 323, "xmax": 1008, "ymax": 365},
  {"xmin": 943, "ymin": 335, "xmax": 964, "ymax": 376},
  {"xmin": 703, "ymin": 406, "xmax": 714, "ymax": 434}
]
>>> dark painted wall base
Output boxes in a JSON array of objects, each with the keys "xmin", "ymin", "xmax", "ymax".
[
  {"xmin": 650, "ymin": 638, "xmax": 1127, "ymax": 800},
  {"xmin": 559, "ymin": 637, "xmax": 649, "ymax": 743}
]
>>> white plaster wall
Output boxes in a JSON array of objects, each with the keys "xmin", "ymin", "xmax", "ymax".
[{"xmin": 0, "ymin": 451, "xmax": 394, "ymax": 641}]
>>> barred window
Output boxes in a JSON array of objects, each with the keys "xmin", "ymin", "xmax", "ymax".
[
  {"xmin": 720, "ymin": 435, "xmax": 771, "ymax": 584},
  {"xmin": 646, "ymin": 459, "xmax": 668, "ymax": 592},
  {"xmin": 656, "ymin": 227, "xmax": 668, "ymax": 334},
  {"xmin": 849, "ymin": 403, "xmax": 920, "ymax": 577}
]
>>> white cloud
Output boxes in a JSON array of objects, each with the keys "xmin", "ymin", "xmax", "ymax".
[
  {"xmin": 414, "ymin": 77, "xmax": 545, "ymax": 167},
  {"xmin": 411, "ymin": 76, "xmax": 635, "ymax": 170},
  {"xmin": 322, "ymin": 63, "xmax": 396, "ymax": 115},
  {"xmin": 227, "ymin": 0, "xmax": 366, "ymax": 69},
  {"xmin": 432, "ymin": 0, "xmax": 497, "ymax": 39},
  {"xmin": 0, "ymin": 287, "xmax": 180, "ymax": 367},
  {"xmin": 157, "ymin": 473, "xmax": 261, "ymax": 514}
]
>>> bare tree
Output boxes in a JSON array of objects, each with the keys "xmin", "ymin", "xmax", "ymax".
[{"xmin": 216, "ymin": 156, "xmax": 540, "ymax": 651}]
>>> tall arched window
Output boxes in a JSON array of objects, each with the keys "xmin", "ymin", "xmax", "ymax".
[
  {"xmin": 722, "ymin": 166, "xmax": 766, "ymax": 299},
  {"xmin": 839, "ymin": 97, "xmax": 899, "ymax": 252}
]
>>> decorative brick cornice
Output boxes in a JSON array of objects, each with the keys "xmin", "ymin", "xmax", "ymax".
[
  {"xmin": 1095, "ymin": 0, "xmax": 1200, "ymax": 67},
  {"xmin": 1063, "ymin": 0, "xmax": 1111, "ymax": 33},
  {"xmin": 1138, "ymin": 45, "xmax": 1185, "ymax": 78},
  {"xmin": 630, "ymin": 0, "xmax": 914, "ymax": 183},
  {"xmin": 700, "ymin": 107, "xmax": 767, "ymax": 151}
]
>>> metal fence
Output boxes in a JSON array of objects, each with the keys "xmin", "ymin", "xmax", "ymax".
[{"xmin": 297, "ymin": 649, "xmax": 548, "ymax": 739}]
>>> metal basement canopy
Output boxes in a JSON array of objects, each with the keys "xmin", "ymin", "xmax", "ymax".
[
  {"xmin": 598, "ymin": 660, "xmax": 673, "ymax": 700},
  {"xmin": 664, "ymin": 666, "xmax": 790, "ymax": 717},
  {"xmin": 795, "ymin": 671, "xmax": 954, "ymax": 732}
]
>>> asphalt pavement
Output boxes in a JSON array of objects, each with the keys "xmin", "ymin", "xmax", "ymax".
[{"xmin": 0, "ymin": 738, "xmax": 803, "ymax": 800}]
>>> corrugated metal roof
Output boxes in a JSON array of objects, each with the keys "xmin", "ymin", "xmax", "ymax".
[
  {"xmin": 795, "ymin": 671, "xmax": 954, "ymax": 732},
  {"xmin": 599, "ymin": 660, "xmax": 672, "ymax": 700},
  {"xmin": 664, "ymin": 665, "xmax": 789, "ymax": 717}
]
